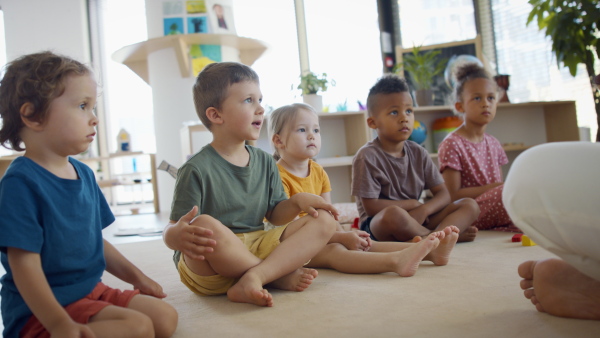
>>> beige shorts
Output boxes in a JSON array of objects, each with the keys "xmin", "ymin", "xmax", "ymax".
[{"xmin": 178, "ymin": 225, "xmax": 288, "ymax": 296}]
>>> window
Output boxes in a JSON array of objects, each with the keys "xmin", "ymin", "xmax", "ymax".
[
  {"xmin": 397, "ymin": 0, "xmax": 477, "ymax": 47},
  {"xmin": 232, "ymin": 0, "xmax": 300, "ymax": 111},
  {"xmin": 492, "ymin": 0, "xmax": 597, "ymax": 139},
  {"xmin": 233, "ymin": 0, "xmax": 382, "ymax": 112},
  {"xmin": 92, "ymin": 0, "xmax": 155, "ymax": 154}
]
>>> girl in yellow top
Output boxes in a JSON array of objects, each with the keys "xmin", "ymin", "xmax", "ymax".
[{"xmin": 268, "ymin": 103, "xmax": 460, "ymax": 276}]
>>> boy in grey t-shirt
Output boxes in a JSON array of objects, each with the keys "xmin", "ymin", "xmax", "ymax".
[{"xmin": 351, "ymin": 75, "xmax": 480, "ymax": 242}]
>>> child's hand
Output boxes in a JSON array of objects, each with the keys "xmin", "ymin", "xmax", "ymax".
[
  {"xmin": 169, "ymin": 206, "xmax": 216, "ymax": 260},
  {"xmin": 133, "ymin": 275, "xmax": 167, "ymax": 299},
  {"xmin": 293, "ymin": 193, "xmax": 339, "ymax": 220},
  {"xmin": 337, "ymin": 231, "xmax": 371, "ymax": 251}
]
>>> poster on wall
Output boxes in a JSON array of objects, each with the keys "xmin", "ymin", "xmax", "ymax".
[
  {"xmin": 206, "ymin": 0, "xmax": 236, "ymax": 34},
  {"xmin": 162, "ymin": 0, "xmax": 236, "ymax": 35},
  {"xmin": 162, "ymin": 1, "xmax": 184, "ymax": 35},
  {"xmin": 190, "ymin": 44, "xmax": 222, "ymax": 75}
]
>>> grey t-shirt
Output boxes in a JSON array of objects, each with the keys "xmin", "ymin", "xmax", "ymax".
[{"xmin": 351, "ymin": 138, "xmax": 444, "ymax": 224}]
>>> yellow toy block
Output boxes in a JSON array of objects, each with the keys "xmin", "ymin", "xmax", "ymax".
[{"xmin": 521, "ymin": 235, "xmax": 537, "ymax": 246}]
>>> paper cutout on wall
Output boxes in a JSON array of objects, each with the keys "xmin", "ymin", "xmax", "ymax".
[
  {"xmin": 190, "ymin": 44, "xmax": 222, "ymax": 75},
  {"xmin": 163, "ymin": 17, "xmax": 184, "ymax": 35}
]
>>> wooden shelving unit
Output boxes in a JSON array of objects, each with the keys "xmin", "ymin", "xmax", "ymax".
[
  {"xmin": 179, "ymin": 101, "xmax": 580, "ymax": 203},
  {"xmin": 81, "ymin": 153, "xmax": 159, "ymax": 215},
  {"xmin": 112, "ymin": 33, "xmax": 267, "ymax": 83}
]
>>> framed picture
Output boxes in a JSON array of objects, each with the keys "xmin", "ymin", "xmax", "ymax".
[{"xmin": 206, "ymin": 0, "xmax": 236, "ymax": 34}]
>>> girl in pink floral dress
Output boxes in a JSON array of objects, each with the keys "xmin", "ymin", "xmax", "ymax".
[{"xmin": 437, "ymin": 63, "xmax": 518, "ymax": 232}]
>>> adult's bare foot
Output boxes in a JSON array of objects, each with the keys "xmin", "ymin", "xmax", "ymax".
[
  {"xmin": 227, "ymin": 272, "xmax": 273, "ymax": 307},
  {"xmin": 394, "ymin": 232, "xmax": 441, "ymax": 277},
  {"xmin": 457, "ymin": 226, "xmax": 478, "ymax": 242},
  {"xmin": 426, "ymin": 226, "xmax": 459, "ymax": 266},
  {"xmin": 518, "ymin": 258, "xmax": 600, "ymax": 320},
  {"xmin": 268, "ymin": 268, "xmax": 318, "ymax": 292}
]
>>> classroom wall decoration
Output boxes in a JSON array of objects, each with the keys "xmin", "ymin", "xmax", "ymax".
[
  {"xmin": 161, "ymin": 1, "xmax": 232, "ymax": 74},
  {"xmin": 162, "ymin": 0, "xmax": 236, "ymax": 36}
]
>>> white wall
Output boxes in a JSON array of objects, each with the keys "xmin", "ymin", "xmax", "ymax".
[{"xmin": 1, "ymin": 0, "xmax": 90, "ymax": 63}]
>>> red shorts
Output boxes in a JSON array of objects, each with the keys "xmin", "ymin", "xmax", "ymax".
[{"xmin": 20, "ymin": 282, "xmax": 139, "ymax": 338}]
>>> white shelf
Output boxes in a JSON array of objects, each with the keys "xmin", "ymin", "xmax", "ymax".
[
  {"xmin": 314, "ymin": 156, "xmax": 354, "ymax": 168},
  {"xmin": 112, "ymin": 33, "xmax": 267, "ymax": 83}
]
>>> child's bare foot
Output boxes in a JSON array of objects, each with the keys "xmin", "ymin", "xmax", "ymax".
[
  {"xmin": 518, "ymin": 258, "xmax": 600, "ymax": 320},
  {"xmin": 458, "ymin": 225, "xmax": 478, "ymax": 242},
  {"xmin": 393, "ymin": 232, "xmax": 440, "ymax": 277},
  {"xmin": 409, "ymin": 235, "xmax": 422, "ymax": 243},
  {"xmin": 426, "ymin": 226, "xmax": 459, "ymax": 266},
  {"xmin": 227, "ymin": 272, "xmax": 273, "ymax": 307},
  {"xmin": 268, "ymin": 268, "xmax": 318, "ymax": 292}
]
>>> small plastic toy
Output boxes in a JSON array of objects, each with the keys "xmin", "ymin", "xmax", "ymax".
[
  {"xmin": 521, "ymin": 235, "xmax": 537, "ymax": 246},
  {"xmin": 351, "ymin": 217, "xmax": 359, "ymax": 230},
  {"xmin": 512, "ymin": 233, "xmax": 523, "ymax": 242}
]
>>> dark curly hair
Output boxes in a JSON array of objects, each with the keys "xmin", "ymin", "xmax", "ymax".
[
  {"xmin": 192, "ymin": 62, "xmax": 260, "ymax": 130},
  {"xmin": 451, "ymin": 63, "xmax": 494, "ymax": 105},
  {"xmin": 0, "ymin": 51, "xmax": 91, "ymax": 151},
  {"xmin": 366, "ymin": 74, "xmax": 411, "ymax": 117}
]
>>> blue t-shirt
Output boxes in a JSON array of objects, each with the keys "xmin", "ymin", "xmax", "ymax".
[{"xmin": 0, "ymin": 157, "xmax": 114, "ymax": 338}]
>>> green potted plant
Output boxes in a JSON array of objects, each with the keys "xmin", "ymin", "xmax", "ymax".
[
  {"xmin": 297, "ymin": 71, "xmax": 333, "ymax": 112},
  {"xmin": 394, "ymin": 45, "xmax": 446, "ymax": 106},
  {"xmin": 527, "ymin": 0, "xmax": 600, "ymax": 141}
]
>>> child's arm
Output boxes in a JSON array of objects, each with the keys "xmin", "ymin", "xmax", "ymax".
[
  {"xmin": 361, "ymin": 197, "xmax": 423, "ymax": 217},
  {"xmin": 7, "ymin": 247, "xmax": 95, "ymax": 337},
  {"xmin": 103, "ymin": 239, "xmax": 166, "ymax": 298},
  {"xmin": 267, "ymin": 192, "xmax": 339, "ymax": 226},
  {"xmin": 442, "ymin": 168, "xmax": 503, "ymax": 202},
  {"xmin": 411, "ymin": 183, "xmax": 452, "ymax": 226},
  {"xmin": 163, "ymin": 206, "xmax": 216, "ymax": 260}
]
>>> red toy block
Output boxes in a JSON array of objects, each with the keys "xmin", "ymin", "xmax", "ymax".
[
  {"xmin": 351, "ymin": 217, "xmax": 359, "ymax": 229},
  {"xmin": 512, "ymin": 233, "xmax": 523, "ymax": 242}
]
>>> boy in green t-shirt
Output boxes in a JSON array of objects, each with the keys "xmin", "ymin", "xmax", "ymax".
[{"xmin": 162, "ymin": 62, "xmax": 338, "ymax": 307}]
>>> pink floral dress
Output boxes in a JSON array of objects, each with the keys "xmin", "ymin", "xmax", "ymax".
[{"xmin": 438, "ymin": 132, "xmax": 519, "ymax": 231}]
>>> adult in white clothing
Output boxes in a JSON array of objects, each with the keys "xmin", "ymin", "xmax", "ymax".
[{"xmin": 503, "ymin": 141, "xmax": 600, "ymax": 320}]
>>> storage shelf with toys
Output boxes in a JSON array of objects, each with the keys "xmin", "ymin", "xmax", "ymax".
[
  {"xmin": 80, "ymin": 152, "xmax": 159, "ymax": 216},
  {"xmin": 180, "ymin": 110, "xmax": 372, "ymax": 204},
  {"xmin": 414, "ymin": 101, "xmax": 580, "ymax": 174}
]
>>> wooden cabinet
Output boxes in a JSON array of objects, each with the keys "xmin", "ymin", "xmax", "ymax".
[
  {"xmin": 414, "ymin": 101, "xmax": 580, "ymax": 174},
  {"xmin": 81, "ymin": 152, "xmax": 159, "ymax": 215}
]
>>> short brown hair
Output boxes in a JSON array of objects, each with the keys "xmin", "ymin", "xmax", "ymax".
[
  {"xmin": 0, "ymin": 51, "xmax": 91, "ymax": 151},
  {"xmin": 192, "ymin": 62, "xmax": 260, "ymax": 130}
]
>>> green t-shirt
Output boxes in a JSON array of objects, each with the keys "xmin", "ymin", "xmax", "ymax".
[{"xmin": 170, "ymin": 144, "xmax": 287, "ymax": 266}]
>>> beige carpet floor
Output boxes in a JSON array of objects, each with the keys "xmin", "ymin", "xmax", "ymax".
[{"xmin": 102, "ymin": 231, "xmax": 600, "ymax": 337}]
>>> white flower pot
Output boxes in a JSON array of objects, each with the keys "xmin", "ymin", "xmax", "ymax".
[{"xmin": 302, "ymin": 94, "xmax": 323, "ymax": 112}]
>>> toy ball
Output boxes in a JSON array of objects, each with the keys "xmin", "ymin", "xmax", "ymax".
[{"xmin": 409, "ymin": 120, "xmax": 427, "ymax": 145}]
